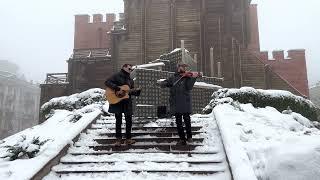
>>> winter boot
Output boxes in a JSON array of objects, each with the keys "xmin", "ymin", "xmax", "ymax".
[
  {"xmin": 114, "ymin": 139, "xmax": 122, "ymax": 146},
  {"xmin": 187, "ymin": 138, "xmax": 193, "ymax": 144},
  {"xmin": 176, "ymin": 139, "xmax": 187, "ymax": 146},
  {"xmin": 124, "ymin": 139, "xmax": 136, "ymax": 145}
]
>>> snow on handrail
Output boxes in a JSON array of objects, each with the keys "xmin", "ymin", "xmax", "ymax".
[
  {"xmin": 133, "ymin": 62, "xmax": 165, "ymax": 69},
  {"xmin": 214, "ymin": 105, "xmax": 258, "ymax": 180},
  {"xmin": 157, "ymin": 79, "xmax": 221, "ymax": 90}
]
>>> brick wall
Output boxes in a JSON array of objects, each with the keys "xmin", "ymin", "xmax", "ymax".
[
  {"xmin": 74, "ymin": 14, "xmax": 115, "ymax": 49},
  {"xmin": 248, "ymin": 4, "xmax": 260, "ymax": 52},
  {"xmin": 72, "ymin": 2, "xmax": 309, "ymax": 99},
  {"xmin": 259, "ymin": 50, "xmax": 309, "ymax": 97},
  {"xmin": 247, "ymin": 4, "xmax": 309, "ymax": 97}
]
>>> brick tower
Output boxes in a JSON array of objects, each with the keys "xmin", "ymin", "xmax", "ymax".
[{"xmin": 74, "ymin": 14, "xmax": 115, "ymax": 49}]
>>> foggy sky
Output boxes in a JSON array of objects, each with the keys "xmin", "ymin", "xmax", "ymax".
[{"xmin": 0, "ymin": 0, "xmax": 319, "ymax": 86}]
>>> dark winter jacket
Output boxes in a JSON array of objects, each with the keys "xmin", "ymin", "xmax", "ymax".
[
  {"xmin": 105, "ymin": 69, "xmax": 140, "ymax": 115},
  {"xmin": 161, "ymin": 72, "xmax": 197, "ymax": 114}
]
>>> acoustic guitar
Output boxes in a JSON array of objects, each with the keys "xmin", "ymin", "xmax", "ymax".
[{"xmin": 105, "ymin": 85, "xmax": 140, "ymax": 104}]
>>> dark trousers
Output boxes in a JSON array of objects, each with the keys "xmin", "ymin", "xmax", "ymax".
[
  {"xmin": 115, "ymin": 113, "xmax": 132, "ymax": 139},
  {"xmin": 175, "ymin": 113, "xmax": 192, "ymax": 140}
]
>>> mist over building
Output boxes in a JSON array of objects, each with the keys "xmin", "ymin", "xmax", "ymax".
[{"xmin": 0, "ymin": 60, "xmax": 40, "ymax": 139}]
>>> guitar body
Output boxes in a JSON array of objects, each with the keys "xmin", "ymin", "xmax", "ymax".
[{"xmin": 105, "ymin": 85, "xmax": 130, "ymax": 104}]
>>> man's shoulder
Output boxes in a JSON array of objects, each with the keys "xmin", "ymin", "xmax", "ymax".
[
  {"xmin": 106, "ymin": 71, "xmax": 121, "ymax": 81},
  {"xmin": 170, "ymin": 73, "xmax": 180, "ymax": 78},
  {"xmin": 112, "ymin": 71, "xmax": 123, "ymax": 77}
]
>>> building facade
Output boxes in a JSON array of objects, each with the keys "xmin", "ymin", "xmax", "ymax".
[
  {"xmin": 0, "ymin": 61, "xmax": 40, "ymax": 139},
  {"xmin": 40, "ymin": 0, "xmax": 310, "ymax": 121},
  {"xmin": 110, "ymin": 0, "xmax": 308, "ymax": 97},
  {"xmin": 310, "ymin": 84, "xmax": 320, "ymax": 108}
]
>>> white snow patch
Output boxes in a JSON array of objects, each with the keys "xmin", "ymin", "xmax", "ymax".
[
  {"xmin": 157, "ymin": 79, "xmax": 222, "ymax": 90},
  {"xmin": 194, "ymin": 82, "xmax": 222, "ymax": 90},
  {"xmin": 214, "ymin": 103, "xmax": 320, "ymax": 180},
  {"xmin": 170, "ymin": 48, "xmax": 190, "ymax": 54},
  {"xmin": 0, "ymin": 108, "xmax": 101, "ymax": 179},
  {"xmin": 136, "ymin": 104, "xmax": 155, "ymax": 107},
  {"xmin": 133, "ymin": 62, "xmax": 165, "ymax": 69},
  {"xmin": 216, "ymin": 87, "xmax": 315, "ymax": 108}
]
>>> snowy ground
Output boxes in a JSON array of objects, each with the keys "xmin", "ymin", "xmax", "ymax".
[
  {"xmin": 45, "ymin": 171, "xmax": 229, "ymax": 180},
  {"xmin": 0, "ymin": 105, "xmax": 102, "ymax": 179},
  {"xmin": 43, "ymin": 115, "xmax": 232, "ymax": 180},
  {"xmin": 3, "ymin": 86, "xmax": 318, "ymax": 180},
  {"xmin": 214, "ymin": 104, "xmax": 320, "ymax": 180},
  {"xmin": 0, "ymin": 88, "xmax": 105, "ymax": 179}
]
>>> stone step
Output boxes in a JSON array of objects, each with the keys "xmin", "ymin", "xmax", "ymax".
[
  {"xmin": 61, "ymin": 153, "xmax": 224, "ymax": 163},
  {"xmin": 53, "ymin": 162, "xmax": 226, "ymax": 175},
  {"xmin": 87, "ymin": 131, "xmax": 204, "ymax": 137},
  {"xmin": 69, "ymin": 151, "xmax": 219, "ymax": 156},
  {"xmin": 96, "ymin": 120, "xmax": 159, "ymax": 124},
  {"xmin": 96, "ymin": 119, "xmax": 198, "ymax": 123},
  {"xmin": 90, "ymin": 125, "xmax": 203, "ymax": 132},
  {"xmin": 98, "ymin": 119, "xmax": 158, "ymax": 123},
  {"xmin": 95, "ymin": 120, "xmax": 174, "ymax": 124},
  {"xmin": 95, "ymin": 118, "xmax": 198, "ymax": 123},
  {"xmin": 74, "ymin": 141, "xmax": 202, "ymax": 147},
  {"xmin": 60, "ymin": 160, "xmax": 223, "ymax": 165},
  {"xmin": 94, "ymin": 137, "xmax": 204, "ymax": 144},
  {"xmin": 48, "ymin": 115, "xmax": 231, "ymax": 179},
  {"xmin": 98, "ymin": 117, "xmax": 155, "ymax": 120},
  {"xmin": 95, "ymin": 123, "xmax": 178, "ymax": 127},
  {"xmin": 54, "ymin": 169, "xmax": 223, "ymax": 175},
  {"xmin": 82, "ymin": 144, "xmax": 201, "ymax": 151}
]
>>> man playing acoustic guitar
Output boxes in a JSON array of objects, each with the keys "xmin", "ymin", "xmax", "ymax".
[{"xmin": 105, "ymin": 64, "xmax": 141, "ymax": 146}]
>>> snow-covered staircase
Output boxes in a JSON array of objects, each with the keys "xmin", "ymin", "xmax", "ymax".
[{"xmin": 46, "ymin": 115, "xmax": 232, "ymax": 179}]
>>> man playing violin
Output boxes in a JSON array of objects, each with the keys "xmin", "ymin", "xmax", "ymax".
[
  {"xmin": 105, "ymin": 64, "xmax": 141, "ymax": 146},
  {"xmin": 159, "ymin": 63, "xmax": 202, "ymax": 145}
]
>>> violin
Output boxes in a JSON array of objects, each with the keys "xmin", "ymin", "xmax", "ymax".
[
  {"xmin": 181, "ymin": 71, "xmax": 203, "ymax": 78},
  {"xmin": 171, "ymin": 71, "xmax": 203, "ymax": 86}
]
